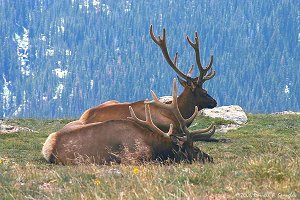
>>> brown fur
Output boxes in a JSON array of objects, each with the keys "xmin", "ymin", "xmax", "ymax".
[
  {"xmin": 42, "ymin": 120, "xmax": 176, "ymax": 165},
  {"xmin": 79, "ymin": 85, "xmax": 216, "ymax": 134},
  {"xmin": 80, "ymin": 100, "xmax": 119, "ymax": 123},
  {"xmin": 42, "ymin": 80, "xmax": 215, "ymax": 165},
  {"xmin": 42, "ymin": 132, "xmax": 59, "ymax": 163}
]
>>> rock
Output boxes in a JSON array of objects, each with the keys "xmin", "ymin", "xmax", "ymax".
[
  {"xmin": 216, "ymin": 124, "xmax": 241, "ymax": 133},
  {"xmin": 0, "ymin": 120, "xmax": 37, "ymax": 134},
  {"xmin": 159, "ymin": 96, "xmax": 172, "ymax": 103},
  {"xmin": 199, "ymin": 105, "xmax": 248, "ymax": 125},
  {"xmin": 271, "ymin": 111, "xmax": 300, "ymax": 115}
]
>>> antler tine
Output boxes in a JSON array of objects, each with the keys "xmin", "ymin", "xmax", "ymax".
[
  {"xmin": 206, "ymin": 55, "xmax": 214, "ymax": 71},
  {"xmin": 128, "ymin": 105, "xmax": 173, "ymax": 138},
  {"xmin": 199, "ymin": 55, "xmax": 215, "ymax": 81},
  {"xmin": 187, "ymin": 65, "xmax": 194, "ymax": 77},
  {"xmin": 203, "ymin": 67, "xmax": 216, "ymax": 81},
  {"xmin": 149, "ymin": 24, "xmax": 164, "ymax": 46},
  {"xmin": 190, "ymin": 124, "xmax": 215, "ymax": 134},
  {"xmin": 147, "ymin": 90, "xmax": 173, "ymax": 110},
  {"xmin": 146, "ymin": 79, "xmax": 194, "ymax": 127},
  {"xmin": 171, "ymin": 78, "xmax": 179, "ymax": 107},
  {"xmin": 187, "ymin": 32, "xmax": 215, "ymax": 85},
  {"xmin": 174, "ymin": 52, "xmax": 178, "ymax": 66},
  {"xmin": 186, "ymin": 32, "xmax": 202, "ymax": 71},
  {"xmin": 191, "ymin": 125, "xmax": 216, "ymax": 141},
  {"xmin": 149, "ymin": 24, "xmax": 190, "ymax": 80},
  {"xmin": 145, "ymin": 79, "xmax": 177, "ymax": 110},
  {"xmin": 128, "ymin": 106, "xmax": 144, "ymax": 124},
  {"xmin": 185, "ymin": 106, "xmax": 199, "ymax": 125},
  {"xmin": 182, "ymin": 106, "xmax": 216, "ymax": 142}
]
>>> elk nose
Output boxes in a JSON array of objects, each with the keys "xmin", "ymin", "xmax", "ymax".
[
  {"xmin": 208, "ymin": 100, "xmax": 217, "ymax": 108},
  {"xmin": 213, "ymin": 100, "xmax": 217, "ymax": 107}
]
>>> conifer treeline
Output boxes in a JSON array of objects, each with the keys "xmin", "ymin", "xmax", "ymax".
[{"xmin": 0, "ymin": 0, "xmax": 299, "ymax": 118}]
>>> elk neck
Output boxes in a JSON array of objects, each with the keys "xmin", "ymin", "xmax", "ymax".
[{"xmin": 177, "ymin": 87, "xmax": 197, "ymax": 119}]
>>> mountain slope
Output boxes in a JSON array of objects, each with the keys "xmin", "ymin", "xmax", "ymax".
[{"xmin": 1, "ymin": 0, "xmax": 299, "ymax": 118}]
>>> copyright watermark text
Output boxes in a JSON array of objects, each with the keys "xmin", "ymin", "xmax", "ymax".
[{"xmin": 235, "ymin": 192, "xmax": 297, "ymax": 199}]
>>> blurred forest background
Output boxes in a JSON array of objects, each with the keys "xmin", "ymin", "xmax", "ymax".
[{"xmin": 0, "ymin": 0, "xmax": 299, "ymax": 118}]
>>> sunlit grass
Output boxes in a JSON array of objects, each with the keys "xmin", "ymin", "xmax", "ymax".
[{"xmin": 0, "ymin": 114, "xmax": 299, "ymax": 199}]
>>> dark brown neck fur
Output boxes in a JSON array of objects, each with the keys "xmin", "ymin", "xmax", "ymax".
[{"xmin": 177, "ymin": 87, "xmax": 197, "ymax": 120}]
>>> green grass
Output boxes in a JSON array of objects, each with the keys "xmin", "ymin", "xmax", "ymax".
[{"xmin": 0, "ymin": 114, "xmax": 299, "ymax": 199}]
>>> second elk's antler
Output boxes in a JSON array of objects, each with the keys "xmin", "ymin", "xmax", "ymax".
[
  {"xmin": 128, "ymin": 80, "xmax": 214, "ymax": 163},
  {"xmin": 128, "ymin": 104, "xmax": 173, "ymax": 139},
  {"xmin": 145, "ymin": 78, "xmax": 216, "ymax": 143}
]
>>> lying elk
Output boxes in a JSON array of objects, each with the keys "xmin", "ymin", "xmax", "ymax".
[
  {"xmin": 42, "ymin": 80, "xmax": 214, "ymax": 165},
  {"xmin": 79, "ymin": 25, "xmax": 219, "ymax": 142}
]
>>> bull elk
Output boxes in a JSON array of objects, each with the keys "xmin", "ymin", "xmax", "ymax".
[
  {"xmin": 42, "ymin": 80, "xmax": 214, "ymax": 165},
  {"xmin": 79, "ymin": 25, "xmax": 219, "ymax": 141}
]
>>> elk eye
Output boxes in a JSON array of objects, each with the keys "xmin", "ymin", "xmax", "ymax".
[{"xmin": 187, "ymin": 81, "xmax": 193, "ymax": 86}]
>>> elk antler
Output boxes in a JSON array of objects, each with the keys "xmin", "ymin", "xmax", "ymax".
[
  {"xmin": 187, "ymin": 65, "xmax": 194, "ymax": 77},
  {"xmin": 145, "ymin": 78, "xmax": 216, "ymax": 142},
  {"xmin": 150, "ymin": 25, "xmax": 216, "ymax": 87},
  {"xmin": 150, "ymin": 25, "xmax": 191, "ymax": 81},
  {"xmin": 186, "ymin": 32, "xmax": 215, "ymax": 86},
  {"xmin": 128, "ymin": 105, "xmax": 173, "ymax": 138},
  {"xmin": 147, "ymin": 79, "xmax": 198, "ymax": 127}
]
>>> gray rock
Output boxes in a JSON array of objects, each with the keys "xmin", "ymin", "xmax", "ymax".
[
  {"xmin": 159, "ymin": 96, "xmax": 173, "ymax": 103},
  {"xmin": 200, "ymin": 105, "xmax": 248, "ymax": 125}
]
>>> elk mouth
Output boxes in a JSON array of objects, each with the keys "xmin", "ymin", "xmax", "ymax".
[
  {"xmin": 199, "ymin": 100, "xmax": 217, "ymax": 109},
  {"xmin": 206, "ymin": 99, "xmax": 217, "ymax": 109}
]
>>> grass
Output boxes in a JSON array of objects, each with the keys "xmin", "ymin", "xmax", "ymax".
[{"xmin": 0, "ymin": 114, "xmax": 299, "ymax": 199}]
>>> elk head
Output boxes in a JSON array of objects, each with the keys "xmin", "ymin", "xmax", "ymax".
[{"xmin": 150, "ymin": 25, "xmax": 217, "ymax": 110}]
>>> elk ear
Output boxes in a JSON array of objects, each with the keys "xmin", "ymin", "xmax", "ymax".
[
  {"xmin": 177, "ymin": 76, "xmax": 187, "ymax": 87},
  {"xmin": 190, "ymin": 82, "xmax": 197, "ymax": 92}
]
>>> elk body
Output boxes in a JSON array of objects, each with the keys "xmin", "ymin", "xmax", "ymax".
[
  {"xmin": 42, "ymin": 119, "xmax": 174, "ymax": 165},
  {"xmin": 79, "ymin": 25, "xmax": 218, "ymax": 141},
  {"xmin": 42, "ymin": 80, "xmax": 214, "ymax": 165}
]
